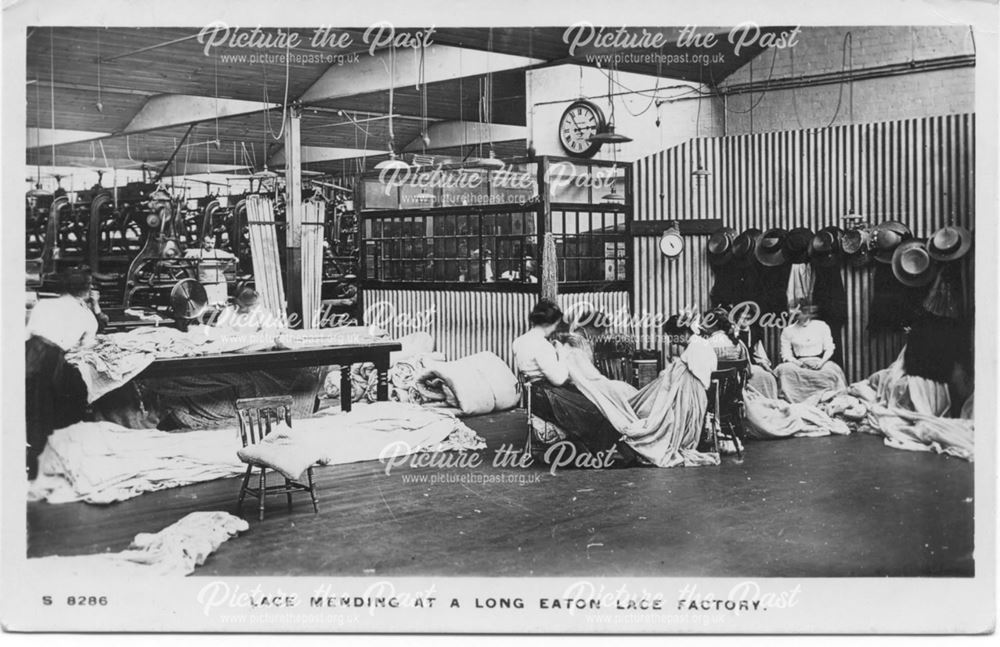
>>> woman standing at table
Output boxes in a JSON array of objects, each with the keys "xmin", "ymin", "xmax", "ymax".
[{"xmin": 25, "ymin": 268, "xmax": 99, "ymax": 479}]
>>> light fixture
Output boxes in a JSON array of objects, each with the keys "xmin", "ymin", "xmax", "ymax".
[
  {"xmin": 375, "ymin": 151, "xmax": 410, "ymax": 171},
  {"xmin": 250, "ymin": 167, "xmax": 278, "ymax": 179},
  {"xmin": 472, "ymin": 149, "xmax": 506, "ymax": 170},
  {"xmin": 601, "ymin": 186, "xmax": 625, "ymax": 204},
  {"xmin": 589, "ymin": 52, "xmax": 632, "ymax": 146},
  {"xmin": 690, "ymin": 68, "xmax": 711, "ymax": 183},
  {"xmin": 590, "ymin": 125, "xmax": 633, "ymax": 145},
  {"xmin": 601, "ymin": 164, "xmax": 625, "ymax": 203}
]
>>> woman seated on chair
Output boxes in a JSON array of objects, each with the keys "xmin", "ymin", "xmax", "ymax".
[
  {"xmin": 511, "ymin": 300, "xmax": 639, "ymax": 466},
  {"xmin": 702, "ymin": 306, "xmax": 780, "ymax": 399},
  {"xmin": 773, "ymin": 301, "xmax": 847, "ymax": 403},
  {"xmin": 513, "ymin": 301, "xmax": 720, "ymax": 468}
]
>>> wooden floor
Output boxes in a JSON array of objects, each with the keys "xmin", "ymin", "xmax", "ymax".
[{"xmin": 27, "ymin": 410, "xmax": 974, "ymax": 577}]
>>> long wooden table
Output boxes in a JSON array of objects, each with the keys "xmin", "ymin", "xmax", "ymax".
[{"xmin": 139, "ymin": 341, "xmax": 402, "ymax": 411}]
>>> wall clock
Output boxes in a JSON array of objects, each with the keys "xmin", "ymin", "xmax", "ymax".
[
  {"xmin": 558, "ymin": 100, "xmax": 606, "ymax": 158},
  {"xmin": 659, "ymin": 223, "xmax": 684, "ymax": 258}
]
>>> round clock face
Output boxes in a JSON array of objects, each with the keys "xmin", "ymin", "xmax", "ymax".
[
  {"xmin": 659, "ymin": 232, "xmax": 683, "ymax": 258},
  {"xmin": 559, "ymin": 100, "xmax": 606, "ymax": 158}
]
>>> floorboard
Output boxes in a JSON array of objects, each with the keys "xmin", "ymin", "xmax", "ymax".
[{"xmin": 26, "ymin": 410, "xmax": 974, "ymax": 577}]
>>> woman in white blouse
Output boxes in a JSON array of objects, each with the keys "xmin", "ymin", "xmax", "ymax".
[{"xmin": 774, "ymin": 302, "xmax": 847, "ymax": 403}]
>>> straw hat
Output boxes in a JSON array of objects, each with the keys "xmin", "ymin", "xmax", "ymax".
[
  {"xmin": 754, "ymin": 228, "xmax": 789, "ymax": 267},
  {"xmin": 891, "ymin": 239, "xmax": 937, "ymax": 287},
  {"xmin": 840, "ymin": 228, "xmax": 872, "ymax": 268},
  {"xmin": 785, "ymin": 227, "xmax": 815, "ymax": 264},
  {"xmin": 707, "ymin": 227, "xmax": 738, "ymax": 266},
  {"xmin": 872, "ymin": 221, "xmax": 912, "ymax": 264},
  {"xmin": 926, "ymin": 225, "xmax": 972, "ymax": 262}
]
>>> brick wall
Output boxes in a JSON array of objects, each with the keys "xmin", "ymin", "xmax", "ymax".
[{"xmin": 720, "ymin": 26, "xmax": 975, "ymax": 133}]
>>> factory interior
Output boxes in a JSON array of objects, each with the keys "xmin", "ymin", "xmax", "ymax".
[{"xmin": 20, "ymin": 24, "xmax": 978, "ymax": 579}]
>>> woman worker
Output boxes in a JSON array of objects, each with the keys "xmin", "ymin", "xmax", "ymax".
[
  {"xmin": 25, "ymin": 268, "xmax": 100, "ymax": 479},
  {"xmin": 513, "ymin": 301, "xmax": 719, "ymax": 468},
  {"xmin": 511, "ymin": 299, "xmax": 638, "ymax": 465},
  {"xmin": 774, "ymin": 300, "xmax": 847, "ymax": 403},
  {"xmin": 702, "ymin": 306, "xmax": 780, "ymax": 399}
]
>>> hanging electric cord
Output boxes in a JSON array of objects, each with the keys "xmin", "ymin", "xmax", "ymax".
[
  {"xmin": 99, "ymin": 140, "xmax": 109, "ymax": 170},
  {"xmin": 262, "ymin": 29, "xmax": 292, "ymax": 140},
  {"xmin": 214, "ymin": 55, "xmax": 220, "ymax": 143},
  {"xmin": 419, "ymin": 43, "xmax": 429, "ymax": 148},
  {"xmin": 49, "ymin": 28, "xmax": 56, "ymax": 169},
  {"xmin": 791, "ymin": 44, "xmax": 805, "ymax": 129},
  {"xmin": 713, "ymin": 47, "xmax": 779, "ymax": 115},
  {"xmin": 33, "ymin": 75, "xmax": 44, "ymax": 188},
  {"xmin": 96, "ymin": 29, "xmax": 103, "ymax": 112},
  {"xmin": 339, "ymin": 110, "xmax": 375, "ymax": 138},
  {"xmin": 181, "ymin": 134, "xmax": 191, "ymax": 177},
  {"xmin": 598, "ymin": 48, "xmax": 663, "ymax": 118}
]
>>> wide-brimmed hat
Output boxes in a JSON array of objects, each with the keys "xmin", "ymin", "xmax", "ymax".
[
  {"xmin": 707, "ymin": 227, "xmax": 738, "ymax": 266},
  {"xmin": 809, "ymin": 226, "xmax": 843, "ymax": 268},
  {"xmin": 840, "ymin": 228, "xmax": 871, "ymax": 267},
  {"xmin": 785, "ymin": 227, "xmax": 814, "ymax": 264},
  {"xmin": 755, "ymin": 228, "xmax": 789, "ymax": 267},
  {"xmin": 926, "ymin": 225, "xmax": 972, "ymax": 262},
  {"xmin": 872, "ymin": 221, "xmax": 912, "ymax": 264},
  {"xmin": 892, "ymin": 239, "xmax": 937, "ymax": 287},
  {"xmin": 731, "ymin": 228, "xmax": 763, "ymax": 267}
]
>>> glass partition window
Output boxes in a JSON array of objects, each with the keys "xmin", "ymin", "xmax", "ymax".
[
  {"xmin": 361, "ymin": 163, "xmax": 539, "ymax": 211},
  {"xmin": 364, "ymin": 209, "xmax": 540, "ymax": 284},
  {"xmin": 547, "ymin": 161, "xmax": 626, "ymax": 204},
  {"xmin": 551, "ymin": 209, "xmax": 628, "ymax": 283}
]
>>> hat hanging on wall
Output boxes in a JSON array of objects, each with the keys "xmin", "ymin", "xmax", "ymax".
[
  {"xmin": 784, "ymin": 227, "xmax": 815, "ymax": 264},
  {"xmin": 892, "ymin": 239, "xmax": 937, "ymax": 287},
  {"xmin": 809, "ymin": 226, "xmax": 843, "ymax": 268},
  {"xmin": 872, "ymin": 221, "xmax": 912, "ymax": 264},
  {"xmin": 926, "ymin": 225, "xmax": 972, "ymax": 262},
  {"xmin": 754, "ymin": 228, "xmax": 789, "ymax": 267},
  {"xmin": 707, "ymin": 227, "xmax": 738, "ymax": 266},
  {"xmin": 840, "ymin": 228, "xmax": 872, "ymax": 268},
  {"xmin": 731, "ymin": 228, "xmax": 763, "ymax": 267}
]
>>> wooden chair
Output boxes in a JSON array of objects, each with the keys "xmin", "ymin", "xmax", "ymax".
[
  {"xmin": 517, "ymin": 372, "xmax": 544, "ymax": 456},
  {"xmin": 703, "ymin": 359, "xmax": 750, "ymax": 460},
  {"xmin": 235, "ymin": 395, "xmax": 318, "ymax": 521}
]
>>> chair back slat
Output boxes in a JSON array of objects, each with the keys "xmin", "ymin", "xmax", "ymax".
[{"xmin": 235, "ymin": 395, "xmax": 294, "ymax": 448}]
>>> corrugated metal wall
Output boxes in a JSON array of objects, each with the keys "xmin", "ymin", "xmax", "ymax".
[
  {"xmin": 365, "ymin": 289, "xmax": 629, "ymax": 365},
  {"xmin": 634, "ymin": 114, "xmax": 975, "ymax": 382}
]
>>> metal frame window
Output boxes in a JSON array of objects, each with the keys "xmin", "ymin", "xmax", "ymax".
[
  {"xmin": 357, "ymin": 156, "xmax": 632, "ymax": 292},
  {"xmin": 550, "ymin": 206, "xmax": 629, "ymax": 284},
  {"xmin": 362, "ymin": 205, "xmax": 542, "ymax": 288}
]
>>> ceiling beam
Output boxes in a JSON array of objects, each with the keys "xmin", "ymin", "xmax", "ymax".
[
  {"xmin": 270, "ymin": 145, "xmax": 380, "ymax": 166},
  {"xmin": 26, "ymin": 128, "xmax": 111, "ymax": 149},
  {"xmin": 122, "ymin": 94, "xmax": 278, "ymax": 135},
  {"xmin": 401, "ymin": 121, "xmax": 527, "ymax": 152},
  {"xmin": 298, "ymin": 44, "xmax": 541, "ymax": 104}
]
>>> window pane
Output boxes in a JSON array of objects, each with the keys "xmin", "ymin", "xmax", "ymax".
[{"xmin": 363, "ymin": 179, "xmax": 397, "ymax": 210}]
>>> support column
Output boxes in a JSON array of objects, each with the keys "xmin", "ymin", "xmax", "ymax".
[{"xmin": 283, "ymin": 103, "xmax": 304, "ymax": 326}]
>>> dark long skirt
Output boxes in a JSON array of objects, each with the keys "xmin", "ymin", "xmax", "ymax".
[
  {"xmin": 531, "ymin": 382, "xmax": 640, "ymax": 465},
  {"xmin": 25, "ymin": 337, "xmax": 88, "ymax": 479}
]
